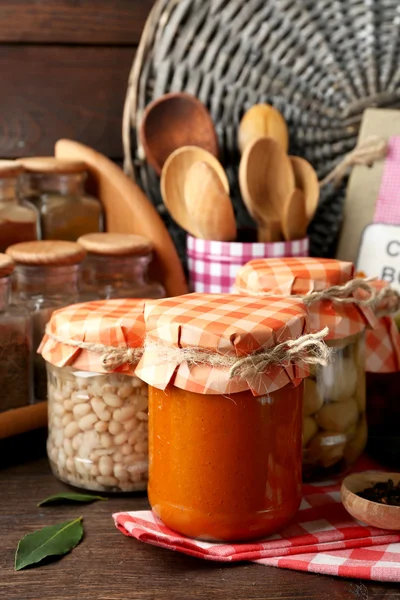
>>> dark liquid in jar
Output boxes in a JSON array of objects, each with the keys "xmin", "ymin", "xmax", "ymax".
[{"xmin": 366, "ymin": 372, "xmax": 400, "ymax": 467}]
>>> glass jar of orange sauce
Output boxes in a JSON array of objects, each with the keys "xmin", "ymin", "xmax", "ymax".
[{"xmin": 136, "ymin": 293, "xmax": 329, "ymax": 542}]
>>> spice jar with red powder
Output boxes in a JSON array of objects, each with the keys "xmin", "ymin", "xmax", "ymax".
[
  {"xmin": 0, "ymin": 253, "xmax": 32, "ymax": 411},
  {"xmin": 6, "ymin": 240, "xmax": 86, "ymax": 402},
  {"xmin": 0, "ymin": 160, "xmax": 38, "ymax": 252}
]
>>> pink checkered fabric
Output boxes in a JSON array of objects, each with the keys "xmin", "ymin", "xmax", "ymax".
[
  {"xmin": 187, "ymin": 235, "xmax": 309, "ymax": 293},
  {"xmin": 113, "ymin": 459, "xmax": 400, "ymax": 582},
  {"xmin": 374, "ymin": 136, "xmax": 400, "ymax": 224}
]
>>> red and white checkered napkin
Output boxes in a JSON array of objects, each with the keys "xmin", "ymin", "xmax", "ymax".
[{"xmin": 113, "ymin": 467, "xmax": 400, "ymax": 582}]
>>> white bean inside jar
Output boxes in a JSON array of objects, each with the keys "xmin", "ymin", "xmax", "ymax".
[
  {"xmin": 302, "ymin": 332, "xmax": 366, "ymax": 479},
  {"xmin": 46, "ymin": 364, "xmax": 148, "ymax": 492}
]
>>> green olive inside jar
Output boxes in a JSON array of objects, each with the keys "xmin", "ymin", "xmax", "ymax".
[
  {"xmin": 18, "ymin": 157, "xmax": 104, "ymax": 241},
  {"xmin": 235, "ymin": 257, "xmax": 375, "ymax": 481},
  {"xmin": 39, "ymin": 298, "xmax": 148, "ymax": 492}
]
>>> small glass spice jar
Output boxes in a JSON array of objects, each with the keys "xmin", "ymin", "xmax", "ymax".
[
  {"xmin": 235, "ymin": 257, "xmax": 376, "ymax": 481},
  {"xmin": 0, "ymin": 253, "xmax": 32, "ymax": 411},
  {"xmin": 364, "ymin": 280, "xmax": 400, "ymax": 468},
  {"xmin": 0, "ymin": 160, "xmax": 38, "ymax": 252},
  {"xmin": 18, "ymin": 157, "xmax": 103, "ymax": 241},
  {"xmin": 6, "ymin": 240, "xmax": 86, "ymax": 402},
  {"xmin": 77, "ymin": 233, "xmax": 165, "ymax": 301},
  {"xmin": 39, "ymin": 299, "xmax": 148, "ymax": 492},
  {"xmin": 136, "ymin": 293, "xmax": 329, "ymax": 542}
]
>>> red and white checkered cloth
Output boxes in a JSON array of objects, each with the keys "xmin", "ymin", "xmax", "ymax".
[
  {"xmin": 187, "ymin": 235, "xmax": 309, "ymax": 294},
  {"xmin": 113, "ymin": 459, "xmax": 400, "ymax": 582}
]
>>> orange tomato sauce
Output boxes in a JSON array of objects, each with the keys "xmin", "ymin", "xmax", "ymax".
[{"xmin": 148, "ymin": 382, "xmax": 303, "ymax": 542}]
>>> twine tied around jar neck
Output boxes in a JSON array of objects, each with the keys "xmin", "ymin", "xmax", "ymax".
[
  {"xmin": 237, "ymin": 278, "xmax": 400, "ymax": 315},
  {"xmin": 319, "ymin": 136, "xmax": 388, "ymax": 188},
  {"xmin": 44, "ymin": 326, "xmax": 144, "ymax": 371},
  {"xmin": 45, "ymin": 325, "xmax": 330, "ymax": 379},
  {"xmin": 144, "ymin": 327, "xmax": 330, "ymax": 380}
]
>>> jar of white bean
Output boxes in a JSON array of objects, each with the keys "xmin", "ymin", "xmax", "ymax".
[
  {"xmin": 235, "ymin": 257, "xmax": 373, "ymax": 482},
  {"xmin": 302, "ymin": 332, "xmax": 367, "ymax": 481},
  {"xmin": 38, "ymin": 297, "xmax": 149, "ymax": 493},
  {"xmin": 46, "ymin": 364, "xmax": 148, "ymax": 492}
]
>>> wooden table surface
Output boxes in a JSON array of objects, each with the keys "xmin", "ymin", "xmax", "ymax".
[{"xmin": 1, "ymin": 431, "xmax": 399, "ymax": 600}]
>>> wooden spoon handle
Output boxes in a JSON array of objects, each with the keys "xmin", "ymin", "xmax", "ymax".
[{"xmin": 257, "ymin": 220, "xmax": 282, "ymax": 243}]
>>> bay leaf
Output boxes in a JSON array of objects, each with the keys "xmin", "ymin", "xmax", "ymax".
[
  {"xmin": 15, "ymin": 517, "xmax": 84, "ymax": 571},
  {"xmin": 38, "ymin": 492, "xmax": 107, "ymax": 507}
]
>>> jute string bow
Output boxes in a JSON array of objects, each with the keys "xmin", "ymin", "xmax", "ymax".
[
  {"xmin": 319, "ymin": 136, "xmax": 388, "ymax": 188},
  {"xmin": 45, "ymin": 326, "xmax": 330, "ymax": 378},
  {"xmin": 237, "ymin": 278, "xmax": 400, "ymax": 314}
]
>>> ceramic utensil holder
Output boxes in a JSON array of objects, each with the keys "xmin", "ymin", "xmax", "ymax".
[{"xmin": 187, "ymin": 235, "xmax": 309, "ymax": 293}]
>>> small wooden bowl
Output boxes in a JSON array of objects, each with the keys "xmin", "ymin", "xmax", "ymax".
[{"xmin": 341, "ymin": 471, "xmax": 400, "ymax": 530}]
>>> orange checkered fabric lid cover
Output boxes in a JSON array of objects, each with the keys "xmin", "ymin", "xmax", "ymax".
[
  {"xmin": 235, "ymin": 257, "xmax": 376, "ymax": 340},
  {"xmin": 136, "ymin": 293, "xmax": 315, "ymax": 395},
  {"xmin": 365, "ymin": 280, "xmax": 400, "ymax": 373},
  {"xmin": 39, "ymin": 299, "xmax": 146, "ymax": 375}
]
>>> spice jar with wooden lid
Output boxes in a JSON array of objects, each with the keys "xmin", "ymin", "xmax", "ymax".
[
  {"xmin": 0, "ymin": 253, "xmax": 32, "ymax": 411},
  {"xmin": 39, "ymin": 299, "xmax": 148, "ymax": 492},
  {"xmin": 235, "ymin": 258, "xmax": 378, "ymax": 481},
  {"xmin": 18, "ymin": 157, "xmax": 103, "ymax": 241},
  {"xmin": 136, "ymin": 293, "xmax": 329, "ymax": 542},
  {"xmin": 0, "ymin": 160, "xmax": 38, "ymax": 252},
  {"xmin": 6, "ymin": 240, "xmax": 86, "ymax": 402},
  {"xmin": 77, "ymin": 233, "xmax": 165, "ymax": 301}
]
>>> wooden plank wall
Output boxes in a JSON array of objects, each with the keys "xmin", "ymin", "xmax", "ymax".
[{"xmin": 0, "ymin": 1, "xmax": 155, "ymax": 160}]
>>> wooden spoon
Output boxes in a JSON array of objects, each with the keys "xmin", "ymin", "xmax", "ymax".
[
  {"xmin": 161, "ymin": 146, "xmax": 229, "ymax": 234},
  {"xmin": 238, "ymin": 104, "xmax": 289, "ymax": 154},
  {"xmin": 140, "ymin": 93, "xmax": 219, "ymax": 175},
  {"xmin": 289, "ymin": 156, "xmax": 320, "ymax": 222},
  {"xmin": 184, "ymin": 162, "xmax": 236, "ymax": 241},
  {"xmin": 282, "ymin": 188, "xmax": 308, "ymax": 241},
  {"xmin": 239, "ymin": 137, "xmax": 295, "ymax": 243},
  {"xmin": 341, "ymin": 471, "xmax": 400, "ymax": 530}
]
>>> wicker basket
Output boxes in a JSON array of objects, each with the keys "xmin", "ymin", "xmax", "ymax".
[{"xmin": 123, "ymin": 0, "xmax": 400, "ymax": 261}]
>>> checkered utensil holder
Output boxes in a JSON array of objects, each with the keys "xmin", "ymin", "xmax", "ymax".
[{"xmin": 187, "ymin": 235, "xmax": 309, "ymax": 293}]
